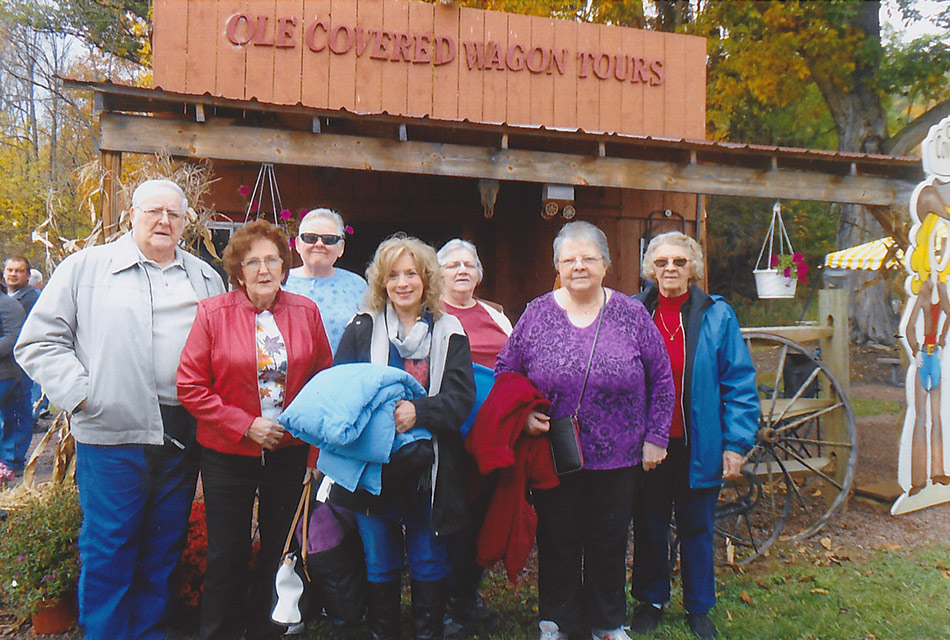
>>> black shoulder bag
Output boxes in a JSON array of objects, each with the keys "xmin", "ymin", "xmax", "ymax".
[{"xmin": 548, "ymin": 288, "xmax": 606, "ymax": 475}]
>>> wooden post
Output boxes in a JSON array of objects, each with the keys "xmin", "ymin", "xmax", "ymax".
[
  {"xmin": 818, "ymin": 288, "xmax": 850, "ymax": 510},
  {"xmin": 99, "ymin": 150, "xmax": 122, "ymax": 241}
]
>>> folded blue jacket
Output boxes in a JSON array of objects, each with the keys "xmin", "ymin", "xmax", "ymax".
[{"xmin": 279, "ymin": 362, "xmax": 430, "ymax": 494}]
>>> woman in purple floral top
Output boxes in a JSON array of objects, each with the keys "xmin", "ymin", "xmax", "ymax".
[{"xmin": 495, "ymin": 221, "xmax": 674, "ymax": 640}]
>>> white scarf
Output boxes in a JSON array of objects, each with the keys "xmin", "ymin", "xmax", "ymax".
[{"xmin": 385, "ymin": 303, "xmax": 431, "ymax": 360}]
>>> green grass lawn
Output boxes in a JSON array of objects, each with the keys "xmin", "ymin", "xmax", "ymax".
[
  {"xmin": 285, "ymin": 543, "xmax": 950, "ymax": 640},
  {"xmin": 850, "ymin": 396, "xmax": 902, "ymax": 417}
]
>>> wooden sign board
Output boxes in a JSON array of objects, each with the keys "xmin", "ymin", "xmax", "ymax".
[{"xmin": 152, "ymin": 0, "xmax": 706, "ymax": 139}]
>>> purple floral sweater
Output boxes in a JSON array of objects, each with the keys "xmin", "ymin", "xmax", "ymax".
[{"xmin": 496, "ymin": 291, "xmax": 674, "ymax": 470}]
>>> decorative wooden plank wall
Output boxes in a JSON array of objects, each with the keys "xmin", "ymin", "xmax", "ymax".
[{"xmin": 153, "ymin": 0, "xmax": 706, "ymax": 138}]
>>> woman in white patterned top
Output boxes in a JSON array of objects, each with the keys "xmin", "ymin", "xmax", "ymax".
[{"xmin": 178, "ymin": 220, "xmax": 333, "ymax": 640}]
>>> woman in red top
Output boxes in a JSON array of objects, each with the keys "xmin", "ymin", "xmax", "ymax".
[
  {"xmin": 437, "ymin": 238, "xmax": 512, "ymax": 636},
  {"xmin": 177, "ymin": 220, "xmax": 333, "ymax": 640}
]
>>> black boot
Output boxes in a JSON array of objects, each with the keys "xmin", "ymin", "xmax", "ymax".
[
  {"xmin": 411, "ymin": 579, "xmax": 446, "ymax": 640},
  {"xmin": 368, "ymin": 580, "xmax": 401, "ymax": 640}
]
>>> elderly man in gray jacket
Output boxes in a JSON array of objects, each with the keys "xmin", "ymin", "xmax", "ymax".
[
  {"xmin": 0, "ymin": 292, "xmax": 28, "ymax": 475},
  {"xmin": 16, "ymin": 179, "xmax": 225, "ymax": 640}
]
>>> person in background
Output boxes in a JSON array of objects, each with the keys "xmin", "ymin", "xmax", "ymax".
[
  {"xmin": 437, "ymin": 238, "xmax": 511, "ymax": 637},
  {"xmin": 332, "ymin": 234, "xmax": 475, "ymax": 640},
  {"xmin": 0, "ymin": 290, "xmax": 28, "ymax": 476},
  {"xmin": 284, "ymin": 208, "xmax": 366, "ymax": 354},
  {"xmin": 631, "ymin": 231, "xmax": 758, "ymax": 640},
  {"xmin": 29, "ymin": 268, "xmax": 44, "ymax": 290},
  {"xmin": 5, "ymin": 258, "xmax": 46, "ymax": 426},
  {"xmin": 15, "ymin": 179, "xmax": 226, "ymax": 639},
  {"xmin": 177, "ymin": 220, "xmax": 333, "ymax": 640},
  {"xmin": 5, "ymin": 256, "xmax": 39, "ymax": 315},
  {"xmin": 496, "ymin": 221, "xmax": 674, "ymax": 640}
]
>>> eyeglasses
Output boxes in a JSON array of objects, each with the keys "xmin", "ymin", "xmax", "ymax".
[
  {"xmin": 299, "ymin": 233, "xmax": 342, "ymax": 246},
  {"xmin": 654, "ymin": 258, "xmax": 689, "ymax": 269},
  {"xmin": 441, "ymin": 261, "xmax": 478, "ymax": 271},
  {"xmin": 241, "ymin": 256, "xmax": 283, "ymax": 271},
  {"xmin": 558, "ymin": 256, "xmax": 602, "ymax": 268},
  {"xmin": 140, "ymin": 207, "xmax": 184, "ymax": 223}
]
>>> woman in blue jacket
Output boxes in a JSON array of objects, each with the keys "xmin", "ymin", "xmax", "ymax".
[{"xmin": 631, "ymin": 232, "xmax": 759, "ymax": 640}]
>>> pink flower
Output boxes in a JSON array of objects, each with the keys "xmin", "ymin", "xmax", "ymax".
[
  {"xmin": 250, "ymin": 202, "xmax": 258, "ymax": 213},
  {"xmin": 299, "ymin": 208, "xmax": 308, "ymax": 219},
  {"xmin": 279, "ymin": 209, "xmax": 292, "ymax": 220},
  {"xmin": 0, "ymin": 461, "xmax": 12, "ymax": 481},
  {"xmin": 783, "ymin": 266, "xmax": 792, "ymax": 278},
  {"xmin": 239, "ymin": 185, "xmax": 251, "ymax": 197},
  {"xmin": 792, "ymin": 252, "xmax": 804, "ymax": 263},
  {"xmin": 345, "ymin": 225, "xmax": 354, "ymax": 235},
  {"xmin": 797, "ymin": 262, "xmax": 809, "ymax": 283},
  {"xmin": 288, "ymin": 236, "xmax": 296, "ymax": 248},
  {"xmin": 770, "ymin": 253, "xmax": 779, "ymax": 268}
]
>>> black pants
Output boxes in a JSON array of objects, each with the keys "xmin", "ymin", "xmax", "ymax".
[
  {"xmin": 199, "ymin": 445, "xmax": 308, "ymax": 640},
  {"xmin": 532, "ymin": 466, "xmax": 638, "ymax": 635}
]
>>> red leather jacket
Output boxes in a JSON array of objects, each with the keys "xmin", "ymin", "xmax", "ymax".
[{"xmin": 177, "ymin": 289, "xmax": 333, "ymax": 457}]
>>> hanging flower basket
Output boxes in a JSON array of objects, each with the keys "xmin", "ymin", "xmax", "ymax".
[
  {"xmin": 753, "ymin": 269, "xmax": 797, "ymax": 298},
  {"xmin": 754, "ymin": 202, "xmax": 804, "ymax": 299}
]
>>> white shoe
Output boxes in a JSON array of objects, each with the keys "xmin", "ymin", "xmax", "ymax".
[
  {"xmin": 540, "ymin": 620, "xmax": 569, "ymax": 640},
  {"xmin": 591, "ymin": 626, "xmax": 633, "ymax": 640}
]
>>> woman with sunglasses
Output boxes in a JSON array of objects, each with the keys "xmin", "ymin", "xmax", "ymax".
[
  {"xmin": 630, "ymin": 232, "xmax": 758, "ymax": 640},
  {"xmin": 177, "ymin": 220, "xmax": 333, "ymax": 639},
  {"xmin": 285, "ymin": 208, "xmax": 367, "ymax": 353}
]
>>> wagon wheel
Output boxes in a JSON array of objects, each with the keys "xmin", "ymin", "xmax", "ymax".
[
  {"xmin": 742, "ymin": 331, "xmax": 858, "ymax": 542},
  {"xmin": 712, "ymin": 467, "xmax": 792, "ymax": 565}
]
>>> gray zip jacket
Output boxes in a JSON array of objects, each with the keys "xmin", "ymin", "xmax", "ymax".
[{"xmin": 15, "ymin": 233, "xmax": 225, "ymax": 445}]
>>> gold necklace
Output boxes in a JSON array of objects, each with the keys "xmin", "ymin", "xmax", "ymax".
[{"xmin": 656, "ymin": 309, "xmax": 682, "ymax": 341}]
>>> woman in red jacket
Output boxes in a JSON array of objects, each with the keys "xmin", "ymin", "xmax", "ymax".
[{"xmin": 177, "ymin": 220, "xmax": 333, "ymax": 640}]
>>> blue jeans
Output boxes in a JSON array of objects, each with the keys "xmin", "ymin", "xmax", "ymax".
[
  {"xmin": 632, "ymin": 439, "xmax": 719, "ymax": 615},
  {"xmin": 0, "ymin": 376, "xmax": 33, "ymax": 470},
  {"xmin": 75, "ymin": 405, "xmax": 199, "ymax": 640},
  {"xmin": 354, "ymin": 491, "xmax": 449, "ymax": 583}
]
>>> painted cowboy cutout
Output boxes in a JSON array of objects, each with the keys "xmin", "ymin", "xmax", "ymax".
[{"xmin": 895, "ymin": 151, "xmax": 950, "ymax": 514}]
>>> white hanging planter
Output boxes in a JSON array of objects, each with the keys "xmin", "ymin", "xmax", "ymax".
[
  {"xmin": 754, "ymin": 202, "xmax": 799, "ymax": 299},
  {"xmin": 753, "ymin": 269, "xmax": 798, "ymax": 298}
]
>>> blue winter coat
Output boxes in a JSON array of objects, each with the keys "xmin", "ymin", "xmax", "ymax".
[
  {"xmin": 279, "ymin": 362, "xmax": 429, "ymax": 494},
  {"xmin": 636, "ymin": 285, "xmax": 759, "ymax": 488}
]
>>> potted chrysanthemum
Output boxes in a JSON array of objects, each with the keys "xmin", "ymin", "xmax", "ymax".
[{"xmin": 0, "ymin": 482, "xmax": 82, "ymax": 633}]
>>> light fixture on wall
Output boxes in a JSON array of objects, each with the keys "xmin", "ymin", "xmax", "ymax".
[{"xmin": 541, "ymin": 184, "xmax": 575, "ymax": 221}]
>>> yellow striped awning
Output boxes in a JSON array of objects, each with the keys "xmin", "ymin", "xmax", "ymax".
[{"xmin": 824, "ymin": 237, "xmax": 903, "ymax": 271}]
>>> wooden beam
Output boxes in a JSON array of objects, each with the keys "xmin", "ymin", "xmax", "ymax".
[
  {"xmin": 98, "ymin": 112, "xmax": 916, "ymax": 206},
  {"xmin": 98, "ymin": 150, "xmax": 122, "ymax": 240}
]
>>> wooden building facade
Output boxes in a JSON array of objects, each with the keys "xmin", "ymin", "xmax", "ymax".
[{"xmin": 86, "ymin": 0, "xmax": 921, "ymax": 314}]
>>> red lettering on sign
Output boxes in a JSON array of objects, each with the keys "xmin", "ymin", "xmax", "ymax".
[
  {"xmin": 577, "ymin": 51, "xmax": 593, "ymax": 78},
  {"xmin": 413, "ymin": 34, "xmax": 432, "ymax": 63},
  {"xmin": 305, "ymin": 19, "xmax": 327, "ymax": 52},
  {"xmin": 392, "ymin": 32, "xmax": 413, "ymax": 62},
  {"xmin": 550, "ymin": 49, "xmax": 566, "ymax": 75},
  {"xmin": 226, "ymin": 14, "xmax": 255, "ymax": 46},
  {"xmin": 329, "ymin": 24, "xmax": 354, "ymax": 54},
  {"xmin": 355, "ymin": 27, "xmax": 375, "ymax": 56},
  {"xmin": 631, "ymin": 57, "xmax": 649, "ymax": 83},
  {"xmin": 464, "ymin": 41, "xmax": 485, "ymax": 70},
  {"xmin": 434, "ymin": 36, "xmax": 455, "ymax": 66},
  {"xmin": 370, "ymin": 30, "xmax": 391, "ymax": 59},
  {"xmin": 485, "ymin": 42, "xmax": 505, "ymax": 70},
  {"xmin": 613, "ymin": 55, "xmax": 629, "ymax": 81},
  {"xmin": 506, "ymin": 44, "xmax": 525, "ymax": 71},
  {"xmin": 253, "ymin": 16, "xmax": 274, "ymax": 47},
  {"xmin": 649, "ymin": 59, "xmax": 664, "ymax": 85},
  {"xmin": 593, "ymin": 53, "xmax": 613, "ymax": 79},
  {"xmin": 275, "ymin": 17, "xmax": 296, "ymax": 48},
  {"xmin": 524, "ymin": 46, "xmax": 548, "ymax": 74}
]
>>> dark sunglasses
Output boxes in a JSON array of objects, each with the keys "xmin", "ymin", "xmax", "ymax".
[
  {"xmin": 299, "ymin": 233, "xmax": 343, "ymax": 246},
  {"xmin": 654, "ymin": 258, "xmax": 688, "ymax": 268}
]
